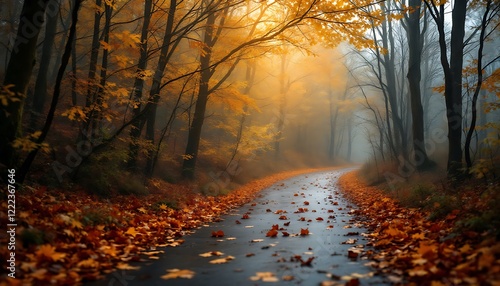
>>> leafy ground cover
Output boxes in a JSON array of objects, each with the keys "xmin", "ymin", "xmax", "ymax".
[
  {"xmin": 338, "ymin": 171, "xmax": 500, "ymax": 285},
  {"xmin": 0, "ymin": 168, "xmax": 325, "ymax": 285}
]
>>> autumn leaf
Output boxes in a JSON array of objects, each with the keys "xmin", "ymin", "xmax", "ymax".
[
  {"xmin": 411, "ymin": 232, "xmax": 425, "ymax": 240},
  {"xmin": 116, "ymin": 262, "xmax": 140, "ymax": 270},
  {"xmin": 161, "ymin": 269, "xmax": 195, "ymax": 280},
  {"xmin": 211, "ymin": 230, "xmax": 225, "ymax": 237},
  {"xmin": 209, "ymin": 256, "xmax": 235, "ymax": 264},
  {"xmin": 250, "ymin": 272, "xmax": 279, "ymax": 282},
  {"xmin": 417, "ymin": 241, "xmax": 437, "ymax": 258},
  {"xmin": 77, "ymin": 258, "xmax": 99, "ymax": 268},
  {"xmin": 266, "ymin": 229, "xmax": 278, "ymax": 237},
  {"xmin": 125, "ymin": 227, "xmax": 139, "ymax": 237},
  {"xmin": 300, "ymin": 228, "xmax": 309, "ymax": 236},
  {"xmin": 36, "ymin": 244, "xmax": 66, "ymax": 262}
]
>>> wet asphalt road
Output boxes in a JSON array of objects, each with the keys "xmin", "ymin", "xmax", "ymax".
[{"xmin": 87, "ymin": 169, "xmax": 388, "ymax": 286}]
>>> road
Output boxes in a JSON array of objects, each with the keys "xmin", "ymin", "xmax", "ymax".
[{"xmin": 87, "ymin": 169, "xmax": 388, "ymax": 285}]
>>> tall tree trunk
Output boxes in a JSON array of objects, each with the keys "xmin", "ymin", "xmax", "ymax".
[
  {"xmin": 447, "ymin": 1, "xmax": 467, "ymax": 177},
  {"xmin": 381, "ymin": 7, "xmax": 407, "ymax": 159},
  {"xmin": 181, "ymin": 11, "xmax": 215, "ymax": 179},
  {"xmin": 30, "ymin": 1, "xmax": 59, "ymax": 131},
  {"xmin": 346, "ymin": 118, "xmax": 353, "ymax": 162},
  {"xmin": 274, "ymin": 53, "xmax": 287, "ymax": 158},
  {"xmin": 406, "ymin": 0, "xmax": 433, "ymax": 170},
  {"xmin": 328, "ymin": 88, "xmax": 339, "ymax": 161},
  {"xmin": 0, "ymin": 0, "xmax": 50, "ymax": 168},
  {"xmin": 83, "ymin": 0, "xmax": 102, "ymax": 138},
  {"xmin": 127, "ymin": 0, "xmax": 153, "ymax": 170},
  {"xmin": 426, "ymin": 0, "xmax": 467, "ymax": 178},
  {"xmin": 143, "ymin": 0, "xmax": 177, "ymax": 177},
  {"xmin": 91, "ymin": 1, "xmax": 113, "ymax": 138},
  {"xmin": 465, "ymin": 0, "xmax": 490, "ymax": 168}
]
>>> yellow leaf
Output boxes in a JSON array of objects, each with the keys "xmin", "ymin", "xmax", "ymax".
[
  {"xmin": 63, "ymin": 229, "xmax": 74, "ymax": 237},
  {"xmin": 161, "ymin": 269, "xmax": 195, "ymax": 280},
  {"xmin": 71, "ymin": 219, "xmax": 83, "ymax": 229},
  {"xmin": 77, "ymin": 258, "xmax": 99, "ymax": 268},
  {"xmin": 36, "ymin": 244, "xmax": 66, "ymax": 262},
  {"xmin": 459, "ymin": 244, "xmax": 471, "ymax": 253},
  {"xmin": 116, "ymin": 262, "xmax": 140, "ymax": 270}
]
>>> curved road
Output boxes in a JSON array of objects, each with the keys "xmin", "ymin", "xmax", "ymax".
[{"xmin": 88, "ymin": 169, "xmax": 388, "ymax": 285}]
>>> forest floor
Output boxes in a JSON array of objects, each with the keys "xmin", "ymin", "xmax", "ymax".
[{"xmin": 1, "ymin": 167, "xmax": 499, "ymax": 285}]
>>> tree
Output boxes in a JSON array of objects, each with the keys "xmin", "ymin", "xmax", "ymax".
[
  {"xmin": 424, "ymin": 0, "xmax": 468, "ymax": 178},
  {"xmin": 464, "ymin": 0, "xmax": 499, "ymax": 169},
  {"xmin": 0, "ymin": 0, "xmax": 50, "ymax": 169},
  {"xmin": 18, "ymin": 0, "xmax": 83, "ymax": 183},
  {"xmin": 30, "ymin": 0, "xmax": 60, "ymax": 130},
  {"xmin": 404, "ymin": 0, "xmax": 434, "ymax": 170}
]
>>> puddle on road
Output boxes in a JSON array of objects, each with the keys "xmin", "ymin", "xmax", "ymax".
[{"xmin": 86, "ymin": 170, "xmax": 389, "ymax": 286}]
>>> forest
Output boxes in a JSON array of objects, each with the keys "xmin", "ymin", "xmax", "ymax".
[{"xmin": 0, "ymin": 0, "xmax": 499, "ymax": 285}]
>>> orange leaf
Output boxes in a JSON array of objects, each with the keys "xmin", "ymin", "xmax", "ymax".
[
  {"xmin": 125, "ymin": 227, "xmax": 139, "ymax": 237},
  {"xmin": 266, "ymin": 229, "xmax": 278, "ymax": 237},
  {"xmin": 300, "ymin": 228, "xmax": 309, "ymax": 236},
  {"xmin": 36, "ymin": 244, "xmax": 66, "ymax": 262}
]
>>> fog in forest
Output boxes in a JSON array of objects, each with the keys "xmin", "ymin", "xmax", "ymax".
[{"xmin": 0, "ymin": 0, "xmax": 498, "ymax": 190}]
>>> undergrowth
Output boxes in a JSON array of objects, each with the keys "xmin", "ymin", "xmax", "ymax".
[{"xmin": 360, "ymin": 161, "xmax": 500, "ymax": 238}]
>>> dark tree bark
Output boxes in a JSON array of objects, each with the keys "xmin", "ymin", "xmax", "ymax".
[
  {"xmin": 381, "ymin": 3, "xmax": 408, "ymax": 160},
  {"xmin": 0, "ymin": 0, "xmax": 50, "ymax": 168},
  {"xmin": 30, "ymin": 1, "xmax": 59, "ymax": 130},
  {"xmin": 90, "ymin": 0, "xmax": 113, "ymax": 137},
  {"xmin": 127, "ymin": 0, "xmax": 153, "ymax": 170},
  {"xmin": 406, "ymin": 0, "xmax": 434, "ymax": 170},
  {"xmin": 425, "ymin": 0, "xmax": 467, "ymax": 178},
  {"xmin": 84, "ymin": 0, "xmax": 102, "ymax": 137},
  {"xmin": 182, "ymin": 10, "xmax": 216, "ymax": 179},
  {"xmin": 465, "ymin": 0, "xmax": 492, "ymax": 168}
]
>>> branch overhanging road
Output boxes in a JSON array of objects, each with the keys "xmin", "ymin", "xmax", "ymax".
[{"xmin": 87, "ymin": 169, "xmax": 389, "ymax": 285}]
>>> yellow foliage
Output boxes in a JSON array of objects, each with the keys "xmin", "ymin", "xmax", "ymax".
[
  {"xmin": 12, "ymin": 131, "xmax": 50, "ymax": 153},
  {"xmin": 0, "ymin": 84, "xmax": 22, "ymax": 106},
  {"xmin": 62, "ymin": 106, "xmax": 88, "ymax": 122}
]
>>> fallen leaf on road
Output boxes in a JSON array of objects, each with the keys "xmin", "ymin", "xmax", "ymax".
[
  {"xmin": 211, "ymin": 230, "xmax": 225, "ymax": 237},
  {"xmin": 209, "ymin": 256, "xmax": 235, "ymax": 264},
  {"xmin": 250, "ymin": 272, "xmax": 279, "ymax": 282},
  {"xmin": 161, "ymin": 269, "xmax": 195, "ymax": 280}
]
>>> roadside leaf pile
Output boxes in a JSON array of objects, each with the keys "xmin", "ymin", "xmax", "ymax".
[{"xmin": 338, "ymin": 171, "xmax": 500, "ymax": 285}]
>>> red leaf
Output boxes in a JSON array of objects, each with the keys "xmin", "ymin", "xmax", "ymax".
[
  {"xmin": 211, "ymin": 230, "xmax": 225, "ymax": 237},
  {"xmin": 300, "ymin": 228, "xmax": 309, "ymax": 236}
]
